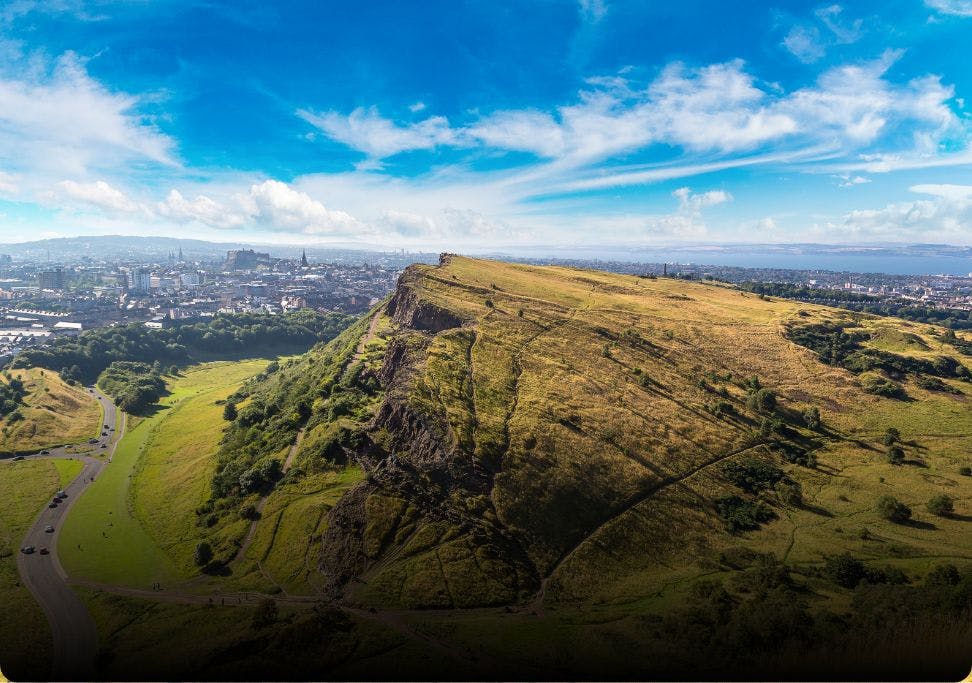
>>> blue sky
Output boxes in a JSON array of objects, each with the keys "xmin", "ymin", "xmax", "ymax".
[{"xmin": 2, "ymin": 0, "xmax": 972, "ymax": 247}]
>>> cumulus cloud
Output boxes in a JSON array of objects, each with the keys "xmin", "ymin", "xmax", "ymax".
[
  {"xmin": 837, "ymin": 184, "xmax": 972, "ymax": 240},
  {"xmin": 157, "ymin": 189, "xmax": 246, "ymax": 229},
  {"xmin": 644, "ymin": 187, "xmax": 732, "ymax": 238},
  {"xmin": 247, "ymin": 180, "xmax": 361, "ymax": 234}
]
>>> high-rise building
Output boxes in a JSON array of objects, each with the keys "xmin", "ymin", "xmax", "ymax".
[
  {"xmin": 126, "ymin": 268, "xmax": 151, "ymax": 293},
  {"xmin": 38, "ymin": 268, "xmax": 65, "ymax": 290}
]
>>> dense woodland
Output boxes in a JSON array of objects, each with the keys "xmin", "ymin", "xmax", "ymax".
[{"xmin": 9, "ymin": 310, "xmax": 354, "ymax": 384}]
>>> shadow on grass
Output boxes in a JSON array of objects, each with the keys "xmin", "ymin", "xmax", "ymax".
[
  {"xmin": 900, "ymin": 518, "xmax": 937, "ymax": 531},
  {"xmin": 800, "ymin": 503, "xmax": 834, "ymax": 518},
  {"xmin": 202, "ymin": 562, "xmax": 233, "ymax": 576}
]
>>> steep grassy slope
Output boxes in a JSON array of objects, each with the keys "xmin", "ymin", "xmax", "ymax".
[
  {"xmin": 212, "ymin": 255, "xmax": 970, "ymax": 618},
  {"xmin": 0, "ymin": 368, "xmax": 101, "ymax": 454}
]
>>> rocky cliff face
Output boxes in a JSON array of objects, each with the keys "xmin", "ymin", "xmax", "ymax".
[
  {"xmin": 385, "ymin": 266, "xmax": 464, "ymax": 333},
  {"xmin": 319, "ymin": 264, "xmax": 536, "ymax": 607}
]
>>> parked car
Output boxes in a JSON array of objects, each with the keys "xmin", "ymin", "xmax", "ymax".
[
  {"xmin": 88, "ymin": 438, "xmax": 98, "ymax": 444},
  {"xmin": 56, "ymin": 490, "xmax": 67, "ymax": 499},
  {"xmin": 40, "ymin": 450, "xmax": 50, "ymax": 455},
  {"xmin": 44, "ymin": 525, "xmax": 54, "ymax": 533},
  {"xmin": 101, "ymin": 444, "xmax": 108, "ymax": 449},
  {"xmin": 48, "ymin": 502, "xmax": 58, "ymax": 509},
  {"xmin": 20, "ymin": 546, "xmax": 34, "ymax": 554},
  {"xmin": 39, "ymin": 548, "xmax": 49, "ymax": 555},
  {"xmin": 13, "ymin": 455, "xmax": 24, "ymax": 461}
]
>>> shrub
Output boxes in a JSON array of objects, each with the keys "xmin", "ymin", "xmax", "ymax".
[
  {"xmin": 926, "ymin": 494, "xmax": 954, "ymax": 517},
  {"xmin": 876, "ymin": 495, "xmax": 912, "ymax": 523},
  {"xmin": 222, "ymin": 402, "xmax": 238, "ymax": 421},
  {"xmin": 825, "ymin": 553, "xmax": 866, "ymax": 588},
  {"xmin": 886, "ymin": 445, "xmax": 905, "ymax": 465},
  {"xmin": 960, "ymin": 466, "xmax": 971, "ymax": 476},
  {"xmin": 746, "ymin": 388, "xmax": 777, "ymax": 413},
  {"xmin": 862, "ymin": 375, "xmax": 903, "ymax": 398},
  {"xmin": 925, "ymin": 563, "xmax": 960, "ymax": 586},
  {"xmin": 775, "ymin": 480, "xmax": 803, "ymax": 507},
  {"xmin": 882, "ymin": 427, "xmax": 900, "ymax": 446},
  {"xmin": 714, "ymin": 495, "xmax": 774, "ymax": 532},
  {"xmin": 722, "ymin": 458, "xmax": 785, "ymax": 493},
  {"xmin": 193, "ymin": 541, "xmax": 213, "ymax": 566},
  {"xmin": 803, "ymin": 406, "xmax": 821, "ymax": 430}
]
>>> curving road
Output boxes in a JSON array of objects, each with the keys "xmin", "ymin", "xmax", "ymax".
[{"xmin": 14, "ymin": 386, "xmax": 125, "ymax": 681}]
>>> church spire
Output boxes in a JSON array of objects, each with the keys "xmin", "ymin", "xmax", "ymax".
[{"xmin": 301, "ymin": 249, "xmax": 309, "ymax": 267}]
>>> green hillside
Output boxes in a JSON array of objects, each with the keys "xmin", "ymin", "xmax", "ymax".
[{"xmin": 35, "ymin": 255, "xmax": 972, "ymax": 680}]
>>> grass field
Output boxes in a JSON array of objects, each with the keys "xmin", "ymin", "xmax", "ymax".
[
  {"xmin": 0, "ymin": 369, "xmax": 102, "ymax": 454},
  {"xmin": 59, "ymin": 361, "xmax": 271, "ymax": 588},
  {"xmin": 130, "ymin": 360, "xmax": 273, "ymax": 575},
  {"xmin": 0, "ymin": 457, "xmax": 81, "ymax": 679}
]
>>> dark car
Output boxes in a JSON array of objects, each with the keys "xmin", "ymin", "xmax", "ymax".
[
  {"xmin": 13, "ymin": 455, "xmax": 24, "ymax": 461},
  {"xmin": 21, "ymin": 546, "xmax": 34, "ymax": 554},
  {"xmin": 39, "ymin": 548, "xmax": 49, "ymax": 555},
  {"xmin": 101, "ymin": 444, "xmax": 108, "ymax": 449},
  {"xmin": 40, "ymin": 450, "xmax": 50, "ymax": 455},
  {"xmin": 45, "ymin": 525, "xmax": 54, "ymax": 533},
  {"xmin": 88, "ymin": 438, "xmax": 99, "ymax": 444},
  {"xmin": 48, "ymin": 502, "xmax": 58, "ymax": 509}
]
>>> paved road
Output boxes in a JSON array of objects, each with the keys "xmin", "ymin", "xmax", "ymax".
[{"xmin": 14, "ymin": 386, "xmax": 124, "ymax": 681}]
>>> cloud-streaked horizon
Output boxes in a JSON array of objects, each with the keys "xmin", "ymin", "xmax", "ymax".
[{"xmin": 2, "ymin": 1, "xmax": 972, "ymax": 247}]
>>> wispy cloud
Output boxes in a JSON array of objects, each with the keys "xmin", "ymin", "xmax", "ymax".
[{"xmin": 925, "ymin": 0, "xmax": 972, "ymax": 17}]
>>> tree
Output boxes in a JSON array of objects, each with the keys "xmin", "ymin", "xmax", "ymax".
[
  {"xmin": 746, "ymin": 388, "xmax": 777, "ymax": 413},
  {"xmin": 926, "ymin": 494, "xmax": 954, "ymax": 517},
  {"xmin": 876, "ymin": 495, "xmax": 911, "ymax": 523},
  {"xmin": 803, "ymin": 406, "xmax": 821, "ymax": 430},
  {"xmin": 193, "ymin": 541, "xmax": 213, "ymax": 566},
  {"xmin": 222, "ymin": 402, "xmax": 238, "ymax": 421},
  {"xmin": 925, "ymin": 563, "xmax": 960, "ymax": 586},
  {"xmin": 886, "ymin": 445, "xmax": 905, "ymax": 465},
  {"xmin": 775, "ymin": 480, "xmax": 803, "ymax": 507},
  {"xmin": 252, "ymin": 598, "xmax": 278, "ymax": 629},
  {"xmin": 882, "ymin": 427, "xmax": 900, "ymax": 446},
  {"xmin": 825, "ymin": 552, "xmax": 866, "ymax": 588}
]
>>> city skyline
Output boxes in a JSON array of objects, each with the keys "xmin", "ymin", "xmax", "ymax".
[{"xmin": 1, "ymin": 1, "xmax": 972, "ymax": 247}]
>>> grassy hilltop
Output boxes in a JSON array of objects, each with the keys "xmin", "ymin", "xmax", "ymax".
[
  {"xmin": 228, "ymin": 255, "xmax": 972, "ymax": 604},
  {"xmin": 150, "ymin": 254, "xmax": 971, "ymax": 679},
  {"xmin": 12, "ymin": 255, "xmax": 972, "ymax": 681}
]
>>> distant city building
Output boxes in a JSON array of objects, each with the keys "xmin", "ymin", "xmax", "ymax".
[
  {"xmin": 126, "ymin": 268, "xmax": 151, "ymax": 293},
  {"xmin": 37, "ymin": 268, "xmax": 65, "ymax": 290},
  {"xmin": 224, "ymin": 249, "xmax": 271, "ymax": 271}
]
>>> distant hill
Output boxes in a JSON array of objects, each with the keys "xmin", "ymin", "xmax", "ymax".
[{"xmin": 0, "ymin": 235, "xmax": 436, "ymax": 264}]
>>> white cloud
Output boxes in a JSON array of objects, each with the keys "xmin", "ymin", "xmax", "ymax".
[
  {"xmin": 51, "ymin": 179, "xmax": 140, "ymax": 213},
  {"xmin": 247, "ymin": 180, "xmax": 362, "ymax": 234},
  {"xmin": 305, "ymin": 53, "xmax": 962, "ymax": 176},
  {"xmin": 408, "ymin": 101, "xmax": 426, "ymax": 113},
  {"xmin": 925, "ymin": 0, "xmax": 972, "ymax": 16},
  {"xmin": 783, "ymin": 26, "xmax": 825, "ymax": 63},
  {"xmin": 837, "ymin": 174, "xmax": 871, "ymax": 187},
  {"xmin": 815, "ymin": 5, "xmax": 862, "ymax": 43},
  {"xmin": 0, "ymin": 51, "xmax": 175, "ymax": 179},
  {"xmin": 837, "ymin": 184, "xmax": 972, "ymax": 240},
  {"xmin": 643, "ymin": 187, "xmax": 732, "ymax": 239},
  {"xmin": 578, "ymin": 0, "xmax": 607, "ymax": 23},
  {"xmin": 756, "ymin": 217, "xmax": 778, "ymax": 231},
  {"xmin": 296, "ymin": 106, "xmax": 457, "ymax": 158},
  {"xmin": 909, "ymin": 183, "xmax": 972, "ymax": 199},
  {"xmin": 467, "ymin": 110, "xmax": 566, "ymax": 157},
  {"xmin": 157, "ymin": 189, "xmax": 246, "ymax": 229}
]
